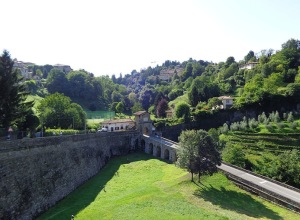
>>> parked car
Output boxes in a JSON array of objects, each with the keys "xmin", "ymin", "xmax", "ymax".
[{"xmin": 98, "ymin": 128, "xmax": 108, "ymax": 132}]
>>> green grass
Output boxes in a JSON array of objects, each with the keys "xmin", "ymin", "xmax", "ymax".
[
  {"xmin": 37, "ymin": 153, "xmax": 298, "ymax": 220},
  {"xmin": 169, "ymin": 93, "xmax": 189, "ymax": 107}
]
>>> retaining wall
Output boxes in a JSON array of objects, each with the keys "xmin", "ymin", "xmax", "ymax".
[{"xmin": 0, "ymin": 131, "xmax": 139, "ymax": 220}]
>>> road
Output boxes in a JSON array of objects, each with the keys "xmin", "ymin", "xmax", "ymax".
[{"xmin": 218, "ymin": 163, "xmax": 300, "ymax": 205}]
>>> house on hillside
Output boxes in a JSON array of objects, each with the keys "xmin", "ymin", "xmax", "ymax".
[
  {"xmin": 100, "ymin": 118, "xmax": 135, "ymax": 132},
  {"xmin": 13, "ymin": 59, "xmax": 33, "ymax": 79},
  {"xmin": 218, "ymin": 96, "xmax": 234, "ymax": 109},
  {"xmin": 165, "ymin": 109, "xmax": 173, "ymax": 118},
  {"xmin": 240, "ymin": 62, "xmax": 259, "ymax": 70}
]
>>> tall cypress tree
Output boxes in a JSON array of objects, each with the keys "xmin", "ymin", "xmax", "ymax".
[{"xmin": 0, "ymin": 50, "xmax": 33, "ymax": 130}]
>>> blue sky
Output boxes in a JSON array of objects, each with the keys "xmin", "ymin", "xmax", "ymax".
[{"xmin": 1, "ymin": 0, "xmax": 299, "ymax": 76}]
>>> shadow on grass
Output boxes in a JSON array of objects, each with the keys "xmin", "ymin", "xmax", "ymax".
[
  {"xmin": 194, "ymin": 184, "xmax": 283, "ymax": 220},
  {"xmin": 37, "ymin": 152, "xmax": 153, "ymax": 220}
]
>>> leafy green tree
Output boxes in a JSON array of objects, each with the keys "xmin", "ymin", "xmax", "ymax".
[
  {"xmin": 19, "ymin": 109, "xmax": 40, "ymax": 137},
  {"xmin": 67, "ymin": 71, "xmax": 88, "ymax": 98},
  {"xmin": 177, "ymin": 129, "xmax": 221, "ymax": 181},
  {"xmin": 276, "ymin": 150, "xmax": 300, "ymax": 186},
  {"xmin": 37, "ymin": 93, "xmax": 86, "ymax": 129},
  {"xmin": 46, "ymin": 68, "xmax": 68, "ymax": 94},
  {"xmin": 116, "ymin": 102, "xmax": 124, "ymax": 113},
  {"xmin": 263, "ymin": 73, "xmax": 284, "ymax": 94},
  {"xmin": 222, "ymin": 143, "xmax": 246, "ymax": 167},
  {"xmin": 0, "ymin": 50, "xmax": 33, "ymax": 130},
  {"xmin": 244, "ymin": 50, "xmax": 255, "ymax": 63},
  {"xmin": 131, "ymin": 102, "xmax": 143, "ymax": 113},
  {"xmin": 175, "ymin": 102, "xmax": 190, "ymax": 122}
]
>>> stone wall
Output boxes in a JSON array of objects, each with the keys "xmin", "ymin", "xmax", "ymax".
[{"xmin": 0, "ymin": 131, "xmax": 139, "ymax": 220}]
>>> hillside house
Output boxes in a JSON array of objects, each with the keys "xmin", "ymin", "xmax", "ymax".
[
  {"xmin": 240, "ymin": 62, "xmax": 259, "ymax": 70},
  {"xmin": 101, "ymin": 118, "xmax": 135, "ymax": 132},
  {"xmin": 218, "ymin": 96, "xmax": 234, "ymax": 109},
  {"xmin": 165, "ymin": 109, "xmax": 173, "ymax": 118}
]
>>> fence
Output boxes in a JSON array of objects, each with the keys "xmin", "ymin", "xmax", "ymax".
[{"xmin": 85, "ymin": 111, "xmax": 115, "ymax": 119}]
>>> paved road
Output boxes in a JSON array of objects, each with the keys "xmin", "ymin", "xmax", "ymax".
[
  {"xmin": 218, "ymin": 163, "xmax": 300, "ymax": 205},
  {"xmin": 147, "ymin": 135, "xmax": 300, "ymax": 208}
]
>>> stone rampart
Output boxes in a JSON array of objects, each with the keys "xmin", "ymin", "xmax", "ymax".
[{"xmin": 0, "ymin": 131, "xmax": 139, "ymax": 220}]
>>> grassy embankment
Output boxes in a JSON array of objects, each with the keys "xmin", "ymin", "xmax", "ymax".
[{"xmin": 37, "ymin": 153, "xmax": 298, "ymax": 220}]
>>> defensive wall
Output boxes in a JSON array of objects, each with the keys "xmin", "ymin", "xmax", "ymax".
[{"xmin": 0, "ymin": 131, "xmax": 139, "ymax": 220}]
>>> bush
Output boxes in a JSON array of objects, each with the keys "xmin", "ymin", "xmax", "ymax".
[
  {"xmin": 220, "ymin": 123, "xmax": 229, "ymax": 134},
  {"xmin": 290, "ymin": 121, "xmax": 298, "ymax": 129},
  {"xmin": 230, "ymin": 122, "xmax": 239, "ymax": 131},
  {"xmin": 287, "ymin": 112, "xmax": 294, "ymax": 122},
  {"xmin": 248, "ymin": 118, "xmax": 258, "ymax": 130},
  {"xmin": 276, "ymin": 122, "xmax": 285, "ymax": 129}
]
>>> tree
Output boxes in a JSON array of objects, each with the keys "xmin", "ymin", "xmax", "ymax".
[
  {"xmin": 177, "ymin": 129, "xmax": 221, "ymax": 182},
  {"xmin": 116, "ymin": 102, "xmax": 124, "ymax": 113},
  {"xmin": 175, "ymin": 102, "xmax": 190, "ymax": 122},
  {"xmin": 46, "ymin": 68, "xmax": 68, "ymax": 94},
  {"xmin": 156, "ymin": 98, "xmax": 168, "ymax": 118},
  {"xmin": 244, "ymin": 50, "xmax": 255, "ymax": 63},
  {"xmin": 222, "ymin": 143, "xmax": 246, "ymax": 167},
  {"xmin": 37, "ymin": 93, "xmax": 86, "ymax": 129},
  {"xmin": 0, "ymin": 50, "xmax": 33, "ymax": 130},
  {"xmin": 131, "ymin": 102, "xmax": 143, "ymax": 113}
]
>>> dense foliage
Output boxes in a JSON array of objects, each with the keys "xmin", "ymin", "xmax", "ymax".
[
  {"xmin": 0, "ymin": 50, "xmax": 33, "ymax": 131},
  {"xmin": 37, "ymin": 93, "xmax": 86, "ymax": 130},
  {"xmin": 177, "ymin": 129, "xmax": 221, "ymax": 181}
]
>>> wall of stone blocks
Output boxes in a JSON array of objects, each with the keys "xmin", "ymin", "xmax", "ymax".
[{"xmin": 0, "ymin": 131, "xmax": 139, "ymax": 220}]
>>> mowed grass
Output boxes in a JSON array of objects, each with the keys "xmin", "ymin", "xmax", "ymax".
[{"xmin": 37, "ymin": 153, "xmax": 299, "ymax": 220}]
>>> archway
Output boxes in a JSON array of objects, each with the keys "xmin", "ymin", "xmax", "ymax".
[
  {"xmin": 149, "ymin": 143, "xmax": 154, "ymax": 155},
  {"xmin": 141, "ymin": 139, "xmax": 145, "ymax": 151},
  {"xmin": 156, "ymin": 146, "xmax": 161, "ymax": 157},
  {"xmin": 143, "ymin": 126, "xmax": 149, "ymax": 135},
  {"xmin": 163, "ymin": 149, "xmax": 170, "ymax": 160}
]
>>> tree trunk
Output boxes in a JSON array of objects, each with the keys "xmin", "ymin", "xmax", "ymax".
[
  {"xmin": 198, "ymin": 171, "xmax": 201, "ymax": 182},
  {"xmin": 191, "ymin": 172, "xmax": 194, "ymax": 182}
]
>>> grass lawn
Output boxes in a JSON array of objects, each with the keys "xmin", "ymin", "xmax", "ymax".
[{"xmin": 37, "ymin": 153, "xmax": 299, "ymax": 220}]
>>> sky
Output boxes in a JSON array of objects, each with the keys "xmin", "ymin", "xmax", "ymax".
[{"xmin": 1, "ymin": 0, "xmax": 299, "ymax": 76}]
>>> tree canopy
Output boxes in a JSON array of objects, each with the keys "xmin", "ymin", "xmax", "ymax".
[
  {"xmin": 0, "ymin": 50, "xmax": 33, "ymax": 130},
  {"xmin": 37, "ymin": 93, "xmax": 86, "ymax": 129},
  {"xmin": 177, "ymin": 129, "xmax": 221, "ymax": 181}
]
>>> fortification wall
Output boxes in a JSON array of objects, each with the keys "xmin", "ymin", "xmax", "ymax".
[{"xmin": 0, "ymin": 131, "xmax": 139, "ymax": 220}]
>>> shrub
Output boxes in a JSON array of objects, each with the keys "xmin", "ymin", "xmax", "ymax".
[
  {"xmin": 276, "ymin": 122, "xmax": 285, "ymax": 129},
  {"xmin": 248, "ymin": 118, "xmax": 258, "ymax": 130},
  {"xmin": 287, "ymin": 112, "xmax": 294, "ymax": 122},
  {"xmin": 230, "ymin": 122, "xmax": 239, "ymax": 131},
  {"xmin": 290, "ymin": 121, "xmax": 298, "ymax": 129},
  {"xmin": 220, "ymin": 123, "xmax": 229, "ymax": 134},
  {"xmin": 239, "ymin": 120, "xmax": 248, "ymax": 131}
]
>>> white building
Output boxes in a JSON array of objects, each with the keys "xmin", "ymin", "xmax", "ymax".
[
  {"xmin": 218, "ymin": 96, "xmax": 234, "ymax": 109},
  {"xmin": 240, "ymin": 62, "xmax": 259, "ymax": 70},
  {"xmin": 101, "ymin": 118, "xmax": 135, "ymax": 132}
]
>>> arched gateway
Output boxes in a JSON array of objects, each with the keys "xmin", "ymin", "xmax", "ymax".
[{"xmin": 134, "ymin": 111, "xmax": 178, "ymax": 162}]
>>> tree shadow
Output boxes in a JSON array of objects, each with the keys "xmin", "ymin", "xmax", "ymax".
[
  {"xmin": 36, "ymin": 152, "xmax": 152, "ymax": 220},
  {"xmin": 194, "ymin": 185, "xmax": 283, "ymax": 220}
]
